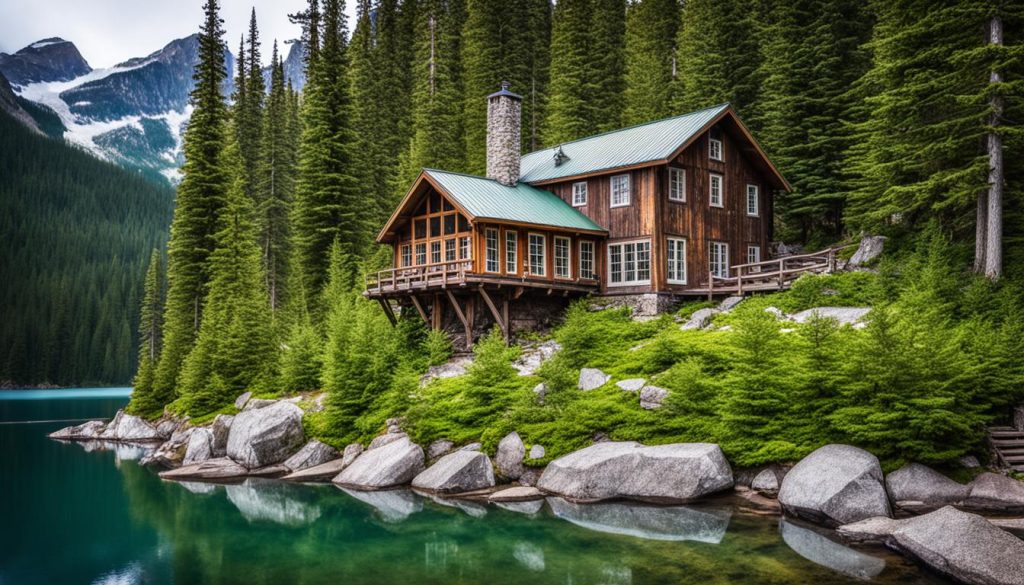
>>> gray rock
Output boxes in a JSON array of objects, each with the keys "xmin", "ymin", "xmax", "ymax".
[
  {"xmin": 496, "ymin": 431, "xmax": 526, "ymax": 480},
  {"xmin": 226, "ymin": 401, "xmax": 305, "ymax": 469},
  {"xmin": 959, "ymin": 455, "xmax": 981, "ymax": 468},
  {"xmin": 333, "ymin": 436, "xmax": 425, "ymax": 490},
  {"xmin": 49, "ymin": 419, "xmax": 106, "ymax": 441},
  {"xmin": 639, "ymin": 385, "xmax": 669, "ymax": 410},
  {"xmin": 533, "ymin": 382, "xmax": 547, "ymax": 403},
  {"xmin": 385, "ymin": 417, "xmax": 405, "ymax": 434},
  {"xmin": 537, "ymin": 441, "xmax": 733, "ymax": 504},
  {"xmin": 182, "ymin": 427, "xmax": 214, "ymax": 465},
  {"xmin": 154, "ymin": 417, "xmax": 179, "ymax": 439},
  {"xmin": 885, "ymin": 463, "xmax": 969, "ymax": 511},
  {"xmin": 340, "ymin": 487, "xmax": 423, "ymax": 523},
  {"xmin": 211, "ymin": 414, "xmax": 233, "ymax": 457},
  {"xmin": 420, "ymin": 356, "xmax": 472, "ymax": 387},
  {"xmin": 848, "ymin": 235, "xmax": 886, "ymax": 268},
  {"xmin": 751, "ymin": 469, "xmax": 780, "ymax": 495},
  {"xmin": 140, "ymin": 427, "xmax": 194, "ymax": 468},
  {"xmin": 681, "ymin": 308, "xmax": 717, "ymax": 330},
  {"xmin": 159, "ymin": 457, "xmax": 249, "ymax": 481},
  {"xmin": 578, "ymin": 368, "xmax": 610, "ymax": 391},
  {"xmin": 412, "ymin": 450, "xmax": 495, "ymax": 494},
  {"xmin": 234, "ymin": 391, "xmax": 252, "ymax": 410},
  {"xmin": 790, "ymin": 307, "xmax": 871, "ymax": 327},
  {"xmin": 513, "ymin": 541, "xmax": 545, "ymax": 572},
  {"xmin": 369, "ymin": 432, "xmax": 407, "ymax": 450},
  {"xmin": 496, "ymin": 500, "xmax": 545, "ymax": 515},
  {"xmin": 529, "ymin": 444, "xmax": 545, "ymax": 460},
  {"xmin": 837, "ymin": 516, "xmax": 902, "ymax": 544},
  {"xmin": 460, "ymin": 442, "xmax": 483, "ymax": 452},
  {"xmin": 513, "ymin": 340, "xmax": 562, "ymax": 376},
  {"xmin": 718, "ymin": 296, "xmax": 745, "ymax": 312},
  {"xmin": 281, "ymin": 458, "xmax": 347, "ymax": 482},
  {"xmin": 519, "ymin": 467, "xmax": 543, "ymax": 487},
  {"xmin": 247, "ymin": 464, "xmax": 290, "ymax": 478},
  {"xmin": 341, "ymin": 443, "xmax": 364, "ymax": 467},
  {"xmin": 243, "ymin": 398, "xmax": 277, "ymax": 410},
  {"xmin": 764, "ymin": 306, "xmax": 785, "ymax": 319},
  {"xmin": 1015, "ymin": 405, "xmax": 1024, "ymax": 431},
  {"xmin": 963, "ymin": 472, "xmax": 1024, "ymax": 514},
  {"xmin": 489, "ymin": 486, "xmax": 544, "ymax": 502},
  {"xmin": 427, "ymin": 439, "xmax": 455, "ymax": 461},
  {"xmin": 548, "ymin": 497, "xmax": 731, "ymax": 543},
  {"xmin": 99, "ymin": 410, "xmax": 164, "ymax": 442},
  {"xmin": 616, "ymin": 378, "xmax": 646, "ymax": 392},
  {"xmin": 778, "ymin": 444, "xmax": 890, "ymax": 526},
  {"xmin": 283, "ymin": 440, "xmax": 338, "ymax": 472},
  {"xmin": 780, "ymin": 519, "xmax": 886, "ymax": 579},
  {"xmin": 226, "ymin": 478, "xmax": 321, "ymax": 526}
]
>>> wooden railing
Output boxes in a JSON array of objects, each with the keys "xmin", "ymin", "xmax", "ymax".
[
  {"xmin": 708, "ymin": 244, "xmax": 856, "ymax": 296},
  {"xmin": 366, "ymin": 260, "xmax": 475, "ymax": 294}
]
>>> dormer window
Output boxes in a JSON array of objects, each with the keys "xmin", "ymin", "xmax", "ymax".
[{"xmin": 709, "ymin": 128, "xmax": 723, "ymax": 161}]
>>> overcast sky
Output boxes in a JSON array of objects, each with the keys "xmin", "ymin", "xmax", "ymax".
[{"xmin": 0, "ymin": 0, "xmax": 357, "ymax": 68}]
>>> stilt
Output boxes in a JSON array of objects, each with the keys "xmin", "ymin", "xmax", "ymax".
[
  {"xmin": 445, "ymin": 290, "xmax": 473, "ymax": 351},
  {"xmin": 410, "ymin": 295, "xmax": 430, "ymax": 326},
  {"xmin": 376, "ymin": 298, "xmax": 397, "ymax": 326},
  {"xmin": 479, "ymin": 287, "xmax": 509, "ymax": 342}
]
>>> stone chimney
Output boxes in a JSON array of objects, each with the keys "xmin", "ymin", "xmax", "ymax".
[{"xmin": 486, "ymin": 81, "xmax": 522, "ymax": 186}]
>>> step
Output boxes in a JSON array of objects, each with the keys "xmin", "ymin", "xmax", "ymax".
[
  {"xmin": 1003, "ymin": 455, "xmax": 1024, "ymax": 464},
  {"xmin": 988, "ymin": 430, "xmax": 1024, "ymax": 438},
  {"xmin": 991, "ymin": 440, "xmax": 1024, "ymax": 448},
  {"xmin": 998, "ymin": 448, "xmax": 1024, "ymax": 456},
  {"xmin": 989, "ymin": 426, "xmax": 1016, "ymax": 431}
]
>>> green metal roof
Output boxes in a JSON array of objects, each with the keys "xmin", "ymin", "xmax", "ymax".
[
  {"xmin": 424, "ymin": 169, "xmax": 606, "ymax": 232},
  {"xmin": 520, "ymin": 103, "xmax": 730, "ymax": 183}
]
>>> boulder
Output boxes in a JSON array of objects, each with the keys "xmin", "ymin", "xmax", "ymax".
[
  {"xmin": 243, "ymin": 398, "xmax": 277, "ymax": 410},
  {"xmin": 718, "ymin": 296, "xmax": 745, "ymax": 312},
  {"xmin": 847, "ymin": 235, "xmax": 886, "ymax": 268},
  {"xmin": 489, "ymin": 486, "xmax": 544, "ymax": 502},
  {"xmin": 182, "ymin": 427, "xmax": 214, "ymax": 465},
  {"xmin": 548, "ymin": 497, "xmax": 731, "ymax": 543},
  {"xmin": 513, "ymin": 340, "xmax": 562, "ymax": 376},
  {"xmin": 496, "ymin": 432, "xmax": 526, "ymax": 480},
  {"xmin": 420, "ymin": 356, "xmax": 472, "ymax": 387},
  {"xmin": 963, "ymin": 472, "xmax": 1024, "ymax": 514},
  {"xmin": 49, "ymin": 419, "xmax": 105, "ymax": 441},
  {"xmin": 533, "ymin": 383, "xmax": 547, "ymax": 403},
  {"xmin": 519, "ymin": 467, "xmax": 543, "ymax": 487},
  {"xmin": 790, "ymin": 307, "xmax": 870, "ymax": 327},
  {"xmin": 529, "ymin": 444, "xmax": 545, "ymax": 460},
  {"xmin": 778, "ymin": 444, "xmax": 890, "ymax": 526},
  {"xmin": 140, "ymin": 427, "xmax": 194, "ymax": 468},
  {"xmin": 339, "ymin": 487, "xmax": 423, "ymax": 523},
  {"xmin": 247, "ymin": 464, "xmax": 290, "ymax": 478},
  {"xmin": 154, "ymin": 417, "xmax": 179, "ymax": 439},
  {"xmin": 283, "ymin": 440, "xmax": 339, "ymax": 472},
  {"xmin": 159, "ymin": 457, "xmax": 249, "ymax": 481},
  {"xmin": 616, "ymin": 378, "xmax": 646, "ymax": 392},
  {"xmin": 281, "ymin": 458, "xmax": 347, "ymax": 482},
  {"xmin": 751, "ymin": 469, "xmax": 780, "ymax": 496},
  {"xmin": 837, "ymin": 516, "xmax": 903, "ymax": 545},
  {"xmin": 234, "ymin": 391, "xmax": 252, "ymax": 410},
  {"xmin": 639, "ymin": 385, "xmax": 669, "ymax": 410},
  {"xmin": 764, "ymin": 306, "xmax": 786, "ymax": 319},
  {"xmin": 411, "ymin": 450, "xmax": 495, "ymax": 494},
  {"xmin": 959, "ymin": 455, "xmax": 981, "ymax": 468},
  {"xmin": 460, "ymin": 442, "xmax": 483, "ymax": 452},
  {"xmin": 780, "ymin": 519, "xmax": 886, "ymax": 580},
  {"xmin": 99, "ymin": 410, "xmax": 164, "ymax": 442},
  {"xmin": 427, "ymin": 439, "xmax": 455, "ymax": 461},
  {"xmin": 885, "ymin": 463, "xmax": 969, "ymax": 512},
  {"xmin": 681, "ymin": 308, "xmax": 717, "ymax": 331},
  {"xmin": 537, "ymin": 441, "xmax": 733, "ymax": 504},
  {"xmin": 210, "ymin": 414, "xmax": 233, "ymax": 457},
  {"xmin": 578, "ymin": 368, "xmax": 610, "ymax": 391},
  {"xmin": 341, "ymin": 443, "xmax": 364, "ymax": 467},
  {"xmin": 385, "ymin": 417, "xmax": 405, "ymax": 433},
  {"xmin": 333, "ymin": 436, "xmax": 425, "ymax": 490},
  {"xmin": 369, "ymin": 432, "xmax": 408, "ymax": 450},
  {"xmin": 226, "ymin": 401, "xmax": 305, "ymax": 469}
]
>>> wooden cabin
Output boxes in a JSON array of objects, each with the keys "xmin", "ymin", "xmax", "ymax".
[{"xmin": 367, "ymin": 83, "xmax": 790, "ymax": 345}]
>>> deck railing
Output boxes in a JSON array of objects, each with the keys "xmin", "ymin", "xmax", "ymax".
[
  {"xmin": 708, "ymin": 244, "xmax": 857, "ymax": 296},
  {"xmin": 366, "ymin": 260, "xmax": 475, "ymax": 293}
]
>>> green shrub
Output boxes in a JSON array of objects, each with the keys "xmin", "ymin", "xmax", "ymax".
[{"xmin": 423, "ymin": 329, "xmax": 454, "ymax": 367}]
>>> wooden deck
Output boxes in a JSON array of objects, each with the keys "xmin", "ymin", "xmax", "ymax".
[
  {"xmin": 689, "ymin": 244, "xmax": 856, "ymax": 298},
  {"xmin": 364, "ymin": 260, "xmax": 600, "ymax": 299}
]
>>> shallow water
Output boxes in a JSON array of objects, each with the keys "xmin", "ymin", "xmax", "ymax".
[{"xmin": 0, "ymin": 389, "xmax": 950, "ymax": 585}]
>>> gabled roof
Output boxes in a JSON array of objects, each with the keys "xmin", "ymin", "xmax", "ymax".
[
  {"xmin": 519, "ymin": 103, "xmax": 790, "ymax": 190},
  {"xmin": 376, "ymin": 169, "xmax": 606, "ymax": 242}
]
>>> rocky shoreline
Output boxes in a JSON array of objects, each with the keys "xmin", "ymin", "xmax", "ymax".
[{"xmin": 51, "ymin": 393, "xmax": 1024, "ymax": 585}]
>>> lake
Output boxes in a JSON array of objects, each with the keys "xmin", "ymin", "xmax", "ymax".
[{"xmin": 0, "ymin": 389, "xmax": 949, "ymax": 585}]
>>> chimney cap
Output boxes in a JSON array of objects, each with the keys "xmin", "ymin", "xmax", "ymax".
[{"xmin": 488, "ymin": 80, "xmax": 522, "ymax": 101}]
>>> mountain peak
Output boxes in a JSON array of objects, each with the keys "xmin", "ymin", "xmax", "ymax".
[{"xmin": 0, "ymin": 37, "xmax": 91, "ymax": 86}]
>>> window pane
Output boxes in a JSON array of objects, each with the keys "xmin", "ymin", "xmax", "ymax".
[
  {"xmin": 637, "ymin": 242, "xmax": 650, "ymax": 281},
  {"xmin": 580, "ymin": 241, "xmax": 594, "ymax": 279},
  {"xmin": 445, "ymin": 238, "xmax": 456, "ymax": 262},
  {"xmin": 460, "ymin": 236, "xmax": 471, "ymax": 260},
  {"xmin": 429, "ymin": 192, "xmax": 441, "ymax": 213},
  {"xmin": 442, "ymin": 198, "xmax": 454, "ymax": 212},
  {"xmin": 486, "ymin": 230, "xmax": 499, "ymax": 272},
  {"xmin": 555, "ymin": 237, "xmax": 570, "ymax": 278},
  {"xmin": 429, "ymin": 216, "xmax": 441, "ymax": 238},
  {"xmin": 624, "ymin": 243, "xmax": 636, "ymax": 282},
  {"xmin": 401, "ymin": 245, "xmax": 411, "ymax": 267},
  {"xmin": 458, "ymin": 214, "xmax": 470, "ymax": 232},
  {"xmin": 529, "ymin": 234, "xmax": 546, "ymax": 276},
  {"xmin": 416, "ymin": 243, "xmax": 426, "ymax": 265},
  {"xmin": 610, "ymin": 245, "xmax": 622, "ymax": 283},
  {"xmin": 414, "ymin": 219, "xmax": 426, "ymax": 239},
  {"xmin": 443, "ymin": 213, "xmax": 456, "ymax": 235},
  {"xmin": 505, "ymin": 232, "xmax": 517, "ymax": 273}
]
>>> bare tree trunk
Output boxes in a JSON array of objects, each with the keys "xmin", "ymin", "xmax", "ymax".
[
  {"xmin": 975, "ymin": 189, "xmax": 987, "ymax": 272},
  {"xmin": 985, "ymin": 15, "xmax": 1004, "ymax": 280}
]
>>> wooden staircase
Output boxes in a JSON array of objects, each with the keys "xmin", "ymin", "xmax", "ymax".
[{"xmin": 988, "ymin": 426, "xmax": 1024, "ymax": 472}]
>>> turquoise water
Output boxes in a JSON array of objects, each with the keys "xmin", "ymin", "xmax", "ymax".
[{"xmin": 0, "ymin": 389, "xmax": 949, "ymax": 585}]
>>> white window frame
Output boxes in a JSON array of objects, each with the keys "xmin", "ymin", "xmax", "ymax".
[
  {"xmin": 747, "ymin": 245, "xmax": 761, "ymax": 265},
  {"xmin": 709, "ymin": 137, "xmax": 723, "ymax": 161},
  {"xmin": 572, "ymin": 181, "xmax": 588, "ymax": 207},
  {"xmin": 709, "ymin": 174, "xmax": 724, "ymax": 208},
  {"xmin": 430, "ymin": 240, "xmax": 442, "ymax": 264},
  {"xmin": 400, "ymin": 244, "xmax": 411, "ymax": 268},
  {"xmin": 505, "ymin": 230, "xmax": 518, "ymax": 274},
  {"xmin": 579, "ymin": 240, "xmax": 595, "ymax": 280},
  {"xmin": 554, "ymin": 236, "xmax": 572, "ymax": 279},
  {"xmin": 415, "ymin": 243, "xmax": 426, "ymax": 266},
  {"xmin": 710, "ymin": 241, "xmax": 730, "ymax": 279},
  {"xmin": 528, "ymin": 233, "xmax": 546, "ymax": 277},
  {"xmin": 746, "ymin": 184, "xmax": 759, "ymax": 216},
  {"xmin": 485, "ymin": 228, "xmax": 499, "ymax": 273},
  {"xmin": 459, "ymin": 236, "xmax": 471, "ymax": 260},
  {"xmin": 669, "ymin": 167, "xmax": 686, "ymax": 202},
  {"xmin": 607, "ymin": 239, "xmax": 651, "ymax": 287},
  {"xmin": 667, "ymin": 237, "xmax": 687, "ymax": 285},
  {"xmin": 444, "ymin": 238, "xmax": 457, "ymax": 262},
  {"xmin": 610, "ymin": 174, "xmax": 631, "ymax": 208}
]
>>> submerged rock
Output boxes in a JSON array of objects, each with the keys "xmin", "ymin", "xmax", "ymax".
[
  {"xmin": 226, "ymin": 401, "xmax": 305, "ymax": 469},
  {"xmin": 428, "ymin": 494, "xmax": 488, "ymax": 518},
  {"xmin": 548, "ymin": 498, "xmax": 731, "ymax": 543},
  {"xmin": 283, "ymin": 440, "xmax": 339, "ymax": 472},
  {"xmin": 780, "ymin": 519, "xmax": 886, "ymax": 580},
  {"xmin": 333, "ymin": 436, "xmax": 425, "ymax": 490},
  {"xmin": 341, "ymin": 487, "xmax": 423, "ymax": 523},
  {"xmin": 495, "ymin": 432, "xmax": 526, "ymax": 480},
  {"xmin": 182, "ymin": 427, "xmax": 214, "ymax": 465},
  {"xmin": 159, "ymin": 457, "xmax": 248, "ymax": 481},
  {"xmin": 412, "ymin": 450, "xmax": 495, "ymax": 494},
  {"xmin": 578, "ymin": 368, "xmax": 610, "ymax": 391},
  {"xmin": 495, "ymin": 499, "xmax": 545, "ymax": 515},
  {"xmin": 513, "ymin": 541, "xmax": 545, "ymax": 572},
  {"xmin": 778, "ymin": 444, "xmax": 890, "ymax": 526},
  {"xmin": 885, "ymin": 463, "xmax": 969, "ymax": 512},
  {"xmin": 537, "ymin": 441, "xmax": 733, "ymax": 504}
]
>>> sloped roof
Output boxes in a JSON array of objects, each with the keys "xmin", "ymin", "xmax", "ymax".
[{"xmin": 520, "ymin": 103, "xmax": 742, "ymax": 184}]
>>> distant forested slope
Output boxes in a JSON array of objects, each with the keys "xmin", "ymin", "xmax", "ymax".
[{"xmin": 0, "ymin": 110, "xmax": 174, "ymax": 386}]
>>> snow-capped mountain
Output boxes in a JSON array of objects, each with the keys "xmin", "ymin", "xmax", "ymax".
[{"xmin": 0, "ymin": 38, "xmax": 92, "ymax": 86}]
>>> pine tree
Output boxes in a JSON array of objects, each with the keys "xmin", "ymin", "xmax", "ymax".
[
  {"xmin": 238, "ymin": 9, "xmax": 265, "ymax": 202},
  {"xmin": 151, "ymin": 0, "xmax": 230, "ymax": 400},
  {"xmin": 127, "ymin": 250, "xmax": 164, "ymax": 416},
  {"xmin": 589, "ymin": 0, "xmax": 627, "ymax": 132},
  {"xmin": 525, "ymin": 0, "xmax": 552, "ymax": 151},
  {"xmin": 622, "ymin": 0, "xmax": 680, "ymax": 126}
]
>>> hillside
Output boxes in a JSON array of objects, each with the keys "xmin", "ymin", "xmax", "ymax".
[{"xmin": 0, "ymin": 109, "xmax": 174, "ymax": 386}]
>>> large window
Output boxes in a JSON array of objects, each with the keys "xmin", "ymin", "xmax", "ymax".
[
  {"xmin": 431, "ymin": 240, "xmax": 442, "ymax": 264},
  {"xmin": 746, "ymin": 184, "xmax": 759, "ymax": 216},
  {"xmin": 669, "ymin": 167, "xmax": 686, "ymax": 202},
  {"xmin": 572, "ymin": 182, "xmax": 588, "ymax": 207},
  {"xmin": 747, "ymin": 245, "xmax": 761, "ymax": 265},
  {"xmin": 667, "ymin": 238, "xmax": 687, "ymax": 284},
  {"xmin": 529, "ymin": 233, "xmax": 546, "ymax": 276},
  {"xmin": 608, "ymin": 240, "xmax": 651, "ymax": 286},
  {"xmin": 710, "ymin": 241, "xmax": 729, "ymax": 279},
  {"xmin": 579, "ymin": 241, "xmax": 595, "ymax": 280},
  {"xmin": 611, "ymin": 174, "xmax": 631, "ymax": 208},
  {"xmin": 505, "ymin": 231, "xmax": 518, "ymax": 274},
  {"xmin": 408, "ymin": 191, "xmax": 471, "ymax": 268},
  {"xmin": 554, "ymin": 236, "xmax": 571, "ymax": 279},
  {"xmin": 710, "ymin": 174, "xmax": 724, "ymax": 208},
  {"xmin": 400, "ymin": 244, "xmax": 411, "ymax": 268},
  {"xmin": 485, "ymin": 229, "xmax": 499, "ymax": 272},
  {"xmin": 415, "ymin": 243, "xmax": 426, "ymax": 266}
]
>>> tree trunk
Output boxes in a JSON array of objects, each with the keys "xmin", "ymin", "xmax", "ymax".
[
  {"xmin": 984, "ymin": 15, "xmax": 1004, "ymax": 280},
  {"xmin": 975, "ymin": 189, "xmax": 987, "ymax": 273}
]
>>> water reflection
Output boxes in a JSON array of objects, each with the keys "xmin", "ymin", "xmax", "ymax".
[
  {"xmin": 226, "ymin": 478, "xmax": 323, "ymax": 526},
  {"xmin": 513, "ymin": 541, "xmax": 545, "ymax": 572},
  {"xmin": 495, "ymin": 499, "xmax": 545, "ymax": 516},
  {"xmin": 427, "ymin": 494, "xmax": 488, "ymax": 518},
  {"xmin": 177, "ymin": 481, "xmax": 220, "ymax": 495},
  {"xmin": 340, "ymin": 487, "xmax": 423, "ymax": 523},
  {"xmin": 779, "ymin": 519, "xmax": 886, "ymax": 579},
  {"xmin": 547, "ymin": 497, "xmax": 732, "ymax": 543}
]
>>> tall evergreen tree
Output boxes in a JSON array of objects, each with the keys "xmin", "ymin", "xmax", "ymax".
[
  {"xmin": 127, "ymin": 250, "xmax": 164, "ymax": 415},
  {"xmin": 238, "ymin": 9, "xmax": 265, "ymax": 202},
  {"xmin": 622, "ymin": 0, "xmax": 680, "ymax": 125},
  {"xmin": 589, "ymin": 0, "xmax": 627, "ymax": 131},
  {"xmin": 150, "ymin": 0, "xmax": 230, "ymax": 401}
]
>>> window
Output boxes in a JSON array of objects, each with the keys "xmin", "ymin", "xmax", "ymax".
[
  {"xmin": 746, "ymin": 184, "xmax": 759, "ymax": 216},
  {"xmin": 579, "ymin": 241, "xmax": 595, "ymax": 280},
  {"xmin": 529, "ymin": 233, "xmax": 546, "ymax": 276},
  {"xmin": 747, "ymin": 245, "xmax": 761, "ymax": 265},
  {"xmin": 460, "ymin": 236, "xmax": 471, "ymax": 260},
  {"xmin": 458, "ymin": 214, "xmax": 471, "ymax": 232},
  {"xmin": 505, "ymin": 231, "xmax": 518, "ymax": 274},
  {"xmin": 431, "ymin": 240, "xmax": 442, "ymax": 264},
  {"xmin": 710, "ymin": 241, "xmax": 729, "ymax": 279},
  {"xmin": 429, "ymin": 216, "xmax": 441, "ymax": 238},
  {"xmin": 415, "ymin": 243, "xmax": 426, "ymax": 265},
  {"xmin": 485, "ymin": 229, "xmax": 499, "ymax": 272},
  {"xmin": 444, "ymin": 238, "xmax": 456, "ymax": 262},
  {"xmin": 611, "ymin": 174, "xmax": 630, "ymax": 208},
  {"xmin": 710, "ymin": 174, "xmax": 724, "ymax": 208},
  {"xmin": 400, "ymin": 244, "xmax": 411, "ymax": 268},
  {"xmin": 607, "ymin": 240, "xmax": 651, "ymax": 286},
  {"xmin": 414, "ymin": 219, "xmax": 427, "ymax": 239},
  {"xmin": 669, "ymin": 167, "xmax": 686, "ymax": 202},
  {"xmin": 572, "ymin": 182, "xmax": 588, "ymax": 207},
  {"xmin": 709, "ymin": 133, "xmax": 723, "ymax": 161},
  {"xmin": 443, "ymin": 214, "xmax": 456, "ymax": 235},
  {"xmin": 667, "ymin": 238, "xmax": 687, "ymax": 284},
  {"xmin": 554, "ymin": 236, "xmax": 571, "ymax": 279}
]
